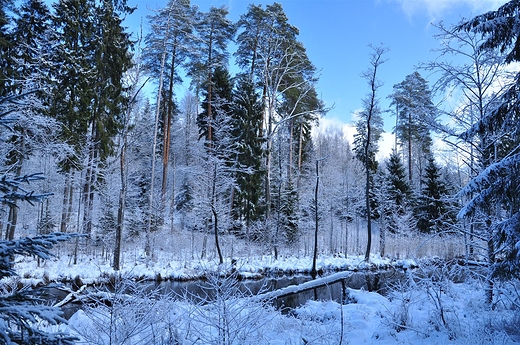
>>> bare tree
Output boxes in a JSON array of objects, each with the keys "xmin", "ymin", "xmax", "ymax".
[{"xmin": 353, "ymin": 44, "xmax": 388, "ymax": 262}]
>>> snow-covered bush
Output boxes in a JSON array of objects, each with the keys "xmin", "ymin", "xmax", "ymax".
[
  {"xmin": 69, "ymin": 277, "xmax": 184, "ymax": 344},
  {"xmin": 179, "ymin": 271, "xmax": 276, "ymax": 345}
]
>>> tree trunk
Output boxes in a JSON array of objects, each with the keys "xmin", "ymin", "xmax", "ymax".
[
  {"xmin": 207, "ymin": 29, "xmax": 214, "ymax": 144},
  {"xmin": 6, "ymin": 163, "xmax": 22, "ymax": 240},
  {"xmin": 113, "ymin": 136, "xmax": 126, "ymax": 271},
  {"xmin": 486, "ymin": 234, "xmax": 495, "ymax": 304},
  {"xmin": 297, "ymin": 123, "xmax": 304, "ymax": 189},
  {"xmin": 6, "ymin": 206, "xmax": 18, "ymax": 240},
  {"xmin": 146, "ymin": 25, "xmax": 170, "ymax": 255},
  {"xmin": 211, "ymin": 164, "xmax": 223, "ymax": 265},
  {"xmin": 311, "ymin": 160, "xmax": 320, "ymax": 279},
  {"xmin": 60, "ymin": 173, "xmax": 71, "ymax": 232},
  {"xmin": 407, "ymin": 111, "xmax": 412, "ymax": 182},
  {"xmin": 161, "ymin": 45, "xmax": 177, "ymax": 221},
  {"xmin": 364, "ymin": 166, "xmax": 372, "ymax": 262},
  {"xmin": 82, "ymin": 126, "xmax": 98, "ymax": 236}
]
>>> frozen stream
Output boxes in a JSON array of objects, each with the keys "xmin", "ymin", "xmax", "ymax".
[{"xmin": 46, "ymin": 269, "xmax": 406, "ymax": 318}]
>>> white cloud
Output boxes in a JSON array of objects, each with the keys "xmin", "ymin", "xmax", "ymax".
[
  {"xmin": 314, "ymin": 116, "xmax": 395, "ymax": 160},
  {"xmin": 314, "ymin": 116, "xmax": 357, "ymax": 143},
  {"xmin": 377, "ymin": 131, "xmax": 395, "ymax": 161},
  {"xmin": 393, "ymin": 0, "xmax": 508, "ymax": 23}
]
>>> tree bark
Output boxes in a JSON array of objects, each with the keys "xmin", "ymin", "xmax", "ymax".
[
  {"xmin": 211, "ymin": 163, "xmax": 223, "ymax": 265},
  {"xmin": 311, "ymin": 160, "xmax": 320, "ymax": 279},
  {"xmin": 161, "ymin": 45, "xmax": 177, "ymax": 220}
]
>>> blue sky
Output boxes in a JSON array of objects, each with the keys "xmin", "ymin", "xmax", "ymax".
[{"xmin": 128, "ymin": 0, "xmax": 506, "ymax": 143}]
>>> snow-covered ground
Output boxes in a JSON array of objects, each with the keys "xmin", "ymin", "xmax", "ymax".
[
  {"xmin": 57, "ymin": 270, "xmax": 519, "ymax": 344},
  {"xmin": 12, "ymin": 249, "xmax": 520, "ymax": 344},
  {"xmin": 13, "ymin": 247, "xmax": 414, "ymax": 286}
]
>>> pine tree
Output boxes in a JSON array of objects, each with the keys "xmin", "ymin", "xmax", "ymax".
[
  {"xmin": 189, "ymin": 5, "xmax": 235, "ymax": 145},
  {"xmin": 144, "ymin": 0, "xmax": 197, "ymax": 210},
  {"xmin": 388, "ymin": 71, "xmax": 437, "ymax": 186},
  {"xmin": 235, "ymin": 3, "xmax": 322, "ymax": 224}
]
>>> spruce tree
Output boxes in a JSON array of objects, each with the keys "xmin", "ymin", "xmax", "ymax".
[
  {"xmin": 50, "ymin": 0, "xmax": 133, "ymax": 235},
  {"xmin": 0, "ymin": 0, "xmax": 14, "ymax": 97},
  {"xmin": 0, "ymin": 89, "xmax": 77, "ymax": 345},
  {"xmin": 2, "ymin": 0, "xmax": 55, "ymax": 240},
  {"xmin": 386, "ymin": 150, "xmax": 413, "ymax": 207},
  {"xmin": 198, "ymin": 66, "xmax": 234, "ymax": 146},
  {"xmin": 416, "ymin": 156, "xmax": 455, "ymax": 233},
  {"xmin": 385, "ymin": 150, "xmax": 414, "ymax": 233},
  {"xmin": 230, "ymin": 75, "xmax": 265, "ymax": 233}
]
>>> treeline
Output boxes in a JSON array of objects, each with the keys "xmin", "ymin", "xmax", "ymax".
[{"xmin": 1, "ymin": 0, "xmax": 519, "ymax": 283}]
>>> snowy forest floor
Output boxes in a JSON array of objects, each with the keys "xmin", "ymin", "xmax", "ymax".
[
  {"xmin": 13, "ymin": 227, "xmax": 464, "ymax": 286},
  {"xmin": 8, "ymin": 228, "xmax": 520, "ymax": 344}
]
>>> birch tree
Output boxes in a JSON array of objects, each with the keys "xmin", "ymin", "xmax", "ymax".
[
  {"xmin": 422, "ymin": 21, "xmax": 507, "ymax": 259},
  {"xmin": 457, "ymin": 1, "xmax": 520, "ymax": 303}
]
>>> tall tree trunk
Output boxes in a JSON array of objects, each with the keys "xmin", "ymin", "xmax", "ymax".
[
  {"xmin": 211, "ymin": 163, "xmax": 223, "ymax": 264},
  {"xmin": 274, "ymin": 139, "xmax": 283, "ymax": 260},
  {"xmin": 161, "ymin": 45, "xmax": 177, "ymax": 220},
  {"xmin": 6, "ymin": 206, "xmax": 18, "ymax": 240},
  {"xmin": 364, "ymin": 165, "xmax": 372, "ymax": 262},
  {"xmin": 486, "ymin": 223, "xmax": 495, "ymax": 304},
  {"xmin": 311, "ymin": 160, "xmax": 320, "ymax": 278},
  {"xmin": 146, "ymin": 22, "xmax": 170, "ymax": 255},
  {"xmin": 113, "ymin": 141, "xmax": 125, "ymax": 271},
  {"xmin": 206, "ymin": 28, "xmax": 214, "ymax": 144},
  {"xmin": 265, "ymin": 95, "xmax": 274, "ymax": 219},
  {"xmin": 287, "ymin": 119, "xmax": 293, "ymax": 181},
  {"xmin": 82, "ymin": 123, "xmax": 98, "ymax": 236},
  {"xmin": 407, "ymin": 111, "xmax": 412, "ymax": 182},
  {"xmin": 60, "ymin": 172, "xmax": 73, "ymax": 232},
  {"xmin": 6, "ymin": 161, "xmax": 23, "ymax": 240},
  {"xmin": 297, "ymin": 123, "xmax": 304, "ymax": 189},
  {"xmin": 113, "ymin": 71, "xmax": 147, "ymax": 269}
]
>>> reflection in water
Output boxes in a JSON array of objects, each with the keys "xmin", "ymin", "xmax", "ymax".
[
  {"xmin": 49, "ymin": 269, "xmax": 406, "ymax": 318},
  {"xmin": 152, "ymin": 270, "xmax": 405, "ymax": 310}
]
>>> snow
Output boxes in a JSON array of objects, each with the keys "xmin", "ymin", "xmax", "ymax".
[
  {"xmin": 11, "ymin": 251, "xmax": 519, "ymax": 344},
  {"xmin": 11, "ymin": 250, "xmax": 416, "ymax": 286},
  {"xmin": 58, "ymin": 279, "xmax": 518, "ymax": 344}
]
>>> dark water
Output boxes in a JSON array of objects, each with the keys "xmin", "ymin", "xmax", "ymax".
[{"xmin": 48, "ymin": 269, "xmax": 406, "ymax": 318}]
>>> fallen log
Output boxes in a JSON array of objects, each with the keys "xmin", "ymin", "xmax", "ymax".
[{"xmin": 253, "ymin": 271, "xmax": 353, "ymax": 302}]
